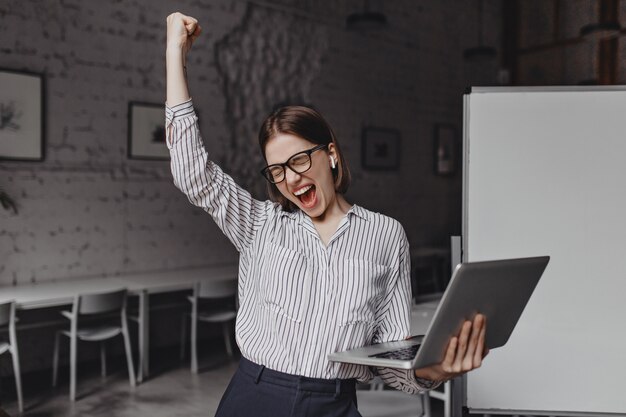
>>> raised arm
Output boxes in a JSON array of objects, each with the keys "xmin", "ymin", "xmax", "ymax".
[{"xmin": 165, "ymin": 13, "xmax": 272, "ymax": 253}]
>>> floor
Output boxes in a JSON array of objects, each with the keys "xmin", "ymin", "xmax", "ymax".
[
  {"xmin": 1, "ymin": 347, "xmax": 237, "ymax": 417},
  {"xmin": 0, "ymin": 346, "xmax": 446, "ymax": 417}
]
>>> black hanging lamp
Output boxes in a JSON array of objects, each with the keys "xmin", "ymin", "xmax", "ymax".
[
  {"xmin": 346, "ymin": 0, "xmax": 387, "ymax": 31},
  {"xmin": 580, "ymin": 21, "xmax": 621, "ymax": 37},
  {"xmin": 464, "ymin": 0, "xmax": 497, "ymax": 61}
]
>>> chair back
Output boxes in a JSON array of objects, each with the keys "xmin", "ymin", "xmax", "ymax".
[
  {"xmin": 78, "ymin": 288, "xmax": 127, "ymax": 315},
  {"xmin": 196, "ymin": 279, "xmax": 237, "ymax": 299},
  {"xmin": 0, "ymin": 301, "xmax": 14, "ymax": 327}
]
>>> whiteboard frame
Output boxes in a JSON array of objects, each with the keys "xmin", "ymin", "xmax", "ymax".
[{"xmin": 461, "ymin": 86, "xmax": 626, "ymax": 416}]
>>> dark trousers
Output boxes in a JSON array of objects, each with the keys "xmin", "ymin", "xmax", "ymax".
[{"xmin": 215, "ymin": 357, "xmax": 362, "ymax": 417}]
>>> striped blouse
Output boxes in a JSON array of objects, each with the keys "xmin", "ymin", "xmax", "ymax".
[{"xmin": 166, "ymin": 99, "xmax": 433, "ymax": 394}]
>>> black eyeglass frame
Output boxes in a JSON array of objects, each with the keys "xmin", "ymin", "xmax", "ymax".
[{"xmin": 260, "ymin": 143, "xmax": 328, "ymax": 184}]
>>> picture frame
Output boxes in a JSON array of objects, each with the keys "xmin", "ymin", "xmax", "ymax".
[
  {"xmin": 128, "ymin": 101, "xmax": 168, "ymax": 160},
  {"xmin": 0, "ymin": 68, "xmax": 45, "ymax": 161},
  {"xmin": 434, "ymin": 124, "xmax": 458, "ymax": 176},
  {"xmin": 361, "ymin": 127, "xmax": 401, "ymax": 170}
]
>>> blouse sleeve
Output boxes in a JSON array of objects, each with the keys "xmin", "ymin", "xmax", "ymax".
[
  {"xmin": 372, "ymin": 227, "xmax": 442, "ymax": 394},
  {"xmin": 166, "ymin": 99, "xmax": 272, "ymax": 253}
]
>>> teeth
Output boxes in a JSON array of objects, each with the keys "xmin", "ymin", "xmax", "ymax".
[{"xmin": 294, "ymin": 185, "xmax": 313, "ymax": 196}]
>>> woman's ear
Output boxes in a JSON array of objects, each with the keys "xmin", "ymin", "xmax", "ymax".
[{"xmin": 327, "ymin": 142, "xmax": 337, "ymax": 159}]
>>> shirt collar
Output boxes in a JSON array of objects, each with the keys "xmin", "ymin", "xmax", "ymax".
[
  {"xmin": 277, "ymin": 203, "xmax": 369, "ymax": 222},
  {"xmin": 346, "ymin": 204, "xmax": 369, "ymax": 221},
  {"xmin": 277, "ymin": 206, "xmax": 299, "ymax": 220}
]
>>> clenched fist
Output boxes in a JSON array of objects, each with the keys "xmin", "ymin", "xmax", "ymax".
[{"xmin": 166, "ymin": 12, "xmax": 202, "ymax": 54}]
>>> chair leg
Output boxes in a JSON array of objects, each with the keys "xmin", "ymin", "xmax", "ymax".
[
  {"xmin": 100, "ymin": 342, "xmax": 107, "ymax": 379},
  {"xmin": 52, "ymin": 332, "xmax": 61, "ymax": 387},
  {"xmin": 136, "ymin": 330, "xmax": 142, "ymax": 384},
  {"xmin": 191, "ymin": 312, "xmax": 198, "ymax": 373},
  {"xmin": 422, "ymin": 392, "xmax": 432, "ymax": 417},
  {"xmin": 180, "ymin": 314, "xmax": 187, "ymax": 361},
  {"xmin": 69, "ymin": 333, "xmax": 77, "ymax": 401},
  {"xmin": 138, "ymin": 290, "xmax": 150, "ymax": 382},
  {"xmin": 222, "ymin": 322, "xmax": 233, "ymax": 358},
  {"xmin": 10, "ymin": 342, "xmax": 24, "ymax": 413},
  {"xmin": 122, "ymin": 317, "xmax": 136, "ymax": 387},
  {"xmin": 137, "ymin": 308, "xmax": 144, "ymax": 383}
]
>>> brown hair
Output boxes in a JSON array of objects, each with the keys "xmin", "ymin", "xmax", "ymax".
[{"xmin": 258, "ymin": 105, "xmax": 351, "ymax": 212}]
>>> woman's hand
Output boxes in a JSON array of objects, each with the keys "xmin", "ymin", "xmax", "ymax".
[
  {"xmin": 414, "ymin": 314, "xmax": 488, "ymax": 383},
  {"xmin": 166, "ymin": 12, "xmax": 202, "ymax": 54}
]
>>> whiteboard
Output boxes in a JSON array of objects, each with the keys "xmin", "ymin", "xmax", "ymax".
[{"xmin": 463, "ymin": 87, "xmax": 626, "ymax": 416}]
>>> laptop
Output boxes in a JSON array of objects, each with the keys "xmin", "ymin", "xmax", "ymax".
[{"xmin": 328, "ymin": 256, "xmax": 550, "ymax": 370}]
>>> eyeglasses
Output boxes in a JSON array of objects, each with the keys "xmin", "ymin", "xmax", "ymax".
[{"xmin": 261, "ymin": 144, "xmax": 328, "ymax": 184}]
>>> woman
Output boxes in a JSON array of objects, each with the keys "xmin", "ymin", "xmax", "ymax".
[{"xmin": 165, "ymin": 12, "xmax": 487, "ymax": 417}]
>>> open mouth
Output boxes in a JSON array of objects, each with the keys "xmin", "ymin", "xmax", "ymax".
[{"xmin": 294, "ymin": 184, "xmax": 317, "ymax": 208}]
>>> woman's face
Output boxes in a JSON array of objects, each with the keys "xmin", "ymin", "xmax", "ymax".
[{"xmin": 264, "ymin": 133, "xmax": 337, "ymax": 219}]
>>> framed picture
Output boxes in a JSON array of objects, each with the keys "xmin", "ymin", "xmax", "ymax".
[
  {"xmin": 128, "ymin": 101, "xmax": 168, "ymax": 160},
  {"xmin": 434, "ymin": 124, "xmax": 458, "ymax": 176},
  {"xmin": 361, "ymin": 127, "xmax": 401, "ymax": 170},
  {"xmin": 0, "ymin": 68, "xmax": 45, "ymax": 161}
]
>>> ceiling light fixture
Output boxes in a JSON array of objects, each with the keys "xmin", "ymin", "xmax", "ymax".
[
  {"xmin": 464, "ymin": 0, "xmax": 497, "ymax": 61},
  {"xmin": 346, "ymin": 0, "xmax": 387, "ymax": 31}
]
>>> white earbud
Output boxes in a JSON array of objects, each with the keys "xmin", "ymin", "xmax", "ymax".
[{"xmin": 330, "ymin": 156, "xmax": 336, "ymax": 169}]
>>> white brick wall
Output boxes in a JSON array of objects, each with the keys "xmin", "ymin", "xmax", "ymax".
[{"xmin": 0, "ymin": 0, "xmax": 501, "ymax": 284}]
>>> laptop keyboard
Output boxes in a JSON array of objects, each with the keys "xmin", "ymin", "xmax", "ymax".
[{"xmin": 369, "ymin": 344, "xmax": 421, "ymax": 360}]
